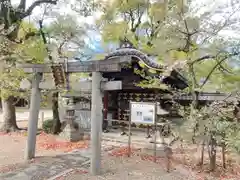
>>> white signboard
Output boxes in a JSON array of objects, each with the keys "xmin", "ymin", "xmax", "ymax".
[{"xmin": 130, "ymin": 102, "xmax": 156, "ymax": 124}]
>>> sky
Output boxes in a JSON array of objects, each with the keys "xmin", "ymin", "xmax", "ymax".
[
  {"xmin": 15, "ymin": 0, "xmax": 240, "ymax": 27},
  {"xmin": 13, "ymin": 0, "xmax": 100, "ymax": 24},
  {"xmin": 14, "ymin": 0, "xmax": 240, "ymax": 30},
  {"xmin": 12, "ymin": 0, "xmax": 104, "ymax": 54}
]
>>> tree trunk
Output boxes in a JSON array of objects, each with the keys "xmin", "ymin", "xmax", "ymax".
[
  {"xmin": 222, "ymin": 142, "xmax": 226, "ymax": 169},
  {"xmin": 208, "ymin": 133, "xmax": 217, "ymax": 171},
  {"xmin": 199, "ymin": 128, "xmax": 207, "ymax": 167},
  {"xmin": 0, "ymin": 96, "xmax": 19, "ymax": 132},
  {"xmin": 0, "ymin": 0, "xmax": 58, "ymax": 134},
  {"xmin": 199, "ymin": 139, "xmax": 205, "ymax": 167},
  {"xmin": 188, "ymin": 64, "xmax": 199, "ymax": 144},
  {"xmin": 191, "ymin": 91, "xmax": 199, "ymax": 144},
  {"xmin": 221, "ymin": 134, "xmax": 226, "ymax": 169},
  {"xmin": 51, "ymin": 92, "xmax": 61, "ymax": 134}
]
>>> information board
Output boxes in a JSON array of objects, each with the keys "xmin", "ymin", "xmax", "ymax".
[{"xmin": 130, "ymin": 102, "xmax": 156, "ymax": 124}]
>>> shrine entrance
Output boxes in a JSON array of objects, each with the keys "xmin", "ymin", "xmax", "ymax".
[
  {"xmin": 18, "ymin": 45, "xmax": 188, "ymax": 175},
  {"xmin": 19, "ymin": 58, "xmax": 128, "ymax": 175}
]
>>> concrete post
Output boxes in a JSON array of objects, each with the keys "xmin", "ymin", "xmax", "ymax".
[
  {"xmin": 90, "ymin": 72, "xmax": 103, "ymax": 175},
  {"xmin": 25, "ymin": 73, "xmax": 42, "ymax": 160}
]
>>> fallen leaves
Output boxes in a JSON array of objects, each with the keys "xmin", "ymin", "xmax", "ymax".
[
  {"xmin": 0, "ymin": 132, "xmax": 8, "ymax": 136},
  {"xmin": 0, "ymin": 164, "xmax": 19, "ymax": 173},
  {"xmin": 1, "ymin": 131, "xmax": 90, "ymax": 152},
  {"xmin": 108, "ymin": 146, "xmax": 139, "ymax": 157},
  {"xmin": 0, "ymin": 131, "xmax": 89, "ymax": 174},
  {"xmin": 107, "ymin": 145, "xmax": 240, "ymax": 180},
  {"xmin": 37, "ymin": 132, "xmax": 89, "ymax": 152},
  {"xmin": 173, "ymin": 148, "xmax": 240, "ymax": 179}
]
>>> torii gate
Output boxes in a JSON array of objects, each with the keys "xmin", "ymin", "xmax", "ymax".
[
  {"xmin": 18, "ymin": 56, "xmax": 131, "ymax": 176},
  {"xmin": 18, "ymin": 46, "xmax": 183, "ymax": 175}
]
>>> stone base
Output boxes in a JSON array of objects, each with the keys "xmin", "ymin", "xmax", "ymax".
[
  {"xmin": 141, "ymin": 143, "xmax": 172, "ymax": 157},
  {"xmin": 148, "ymin": 133, "xmax": 171, "ymax": 145},
  {"xmin": 59, "ymin": 124, "xmax": 84, "ymax": 142},
  {"xmin": 149, "ymin": 139, "xmax": 168, "ymax": 145},
  {"xmin": 82, "ymin": 133, "xmax": 91, "ymax": 140}
]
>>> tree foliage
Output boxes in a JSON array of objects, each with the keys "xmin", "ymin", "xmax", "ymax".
[
  {"xmin": 0, "ymin": 0, "xmax": 58, "ymax": 132},
  {"xmin": 0, "ymin": 21, "xmax": 47, "ymax": 99},
  {"xmin": 97, "ymin": 0, "xmax": 240, "ymax": 92},
  {"xmin": 97, "ymin": 0, "xmax": 240, "ymax": 172}
]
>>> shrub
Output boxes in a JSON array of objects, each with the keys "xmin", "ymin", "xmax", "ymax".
[{"xmin": 42, "ymin": 119, "xmax": 54, "ymax": 134}]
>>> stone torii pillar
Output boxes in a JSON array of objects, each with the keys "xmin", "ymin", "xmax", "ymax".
[
  {"xmin": 25, "ymin": 72, "xmax": 42, "ymax": 160},
  {"xmin": 90, "ymin": 72, "xmax": 103, "ymax": 175}
]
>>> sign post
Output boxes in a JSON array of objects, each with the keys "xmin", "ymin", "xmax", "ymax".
[
  {"xmin": 130, "ymin": 102, "xmax": 156, "ymax": 125},
  {"xmin": 128, "ymin": 104, "xmax": 132, "ymax": 157},
  {"xmin": 128, "ymin": 102, "xmax": 157, "ymax": 159},
  {"xmin": 153, "ymin": 104, "xmax": 157, "ymax": 163}
]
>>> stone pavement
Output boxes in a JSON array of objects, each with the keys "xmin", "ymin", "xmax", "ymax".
[
  {"xmin": 0, "ymin": 153, "xmax": 88, "ymax": 180},
  {"xmin": 0, "ymin": 143, "xmax": 118, "ymax": 180}
]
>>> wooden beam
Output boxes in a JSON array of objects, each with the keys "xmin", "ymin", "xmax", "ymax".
[
  {"xmin": 101, "ymin": 81, "xmax": 122, "ymax": 91},
  {"xmin": 16, "ymin": 56, "xmax": 132, "ymax": 73},
  {"xmin": 71, "ymin": 81, "xmax": 122, "ymax": 91}
]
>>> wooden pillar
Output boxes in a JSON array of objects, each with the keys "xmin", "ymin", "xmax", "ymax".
[
  {"xmin": 102, "ymin": 91, "xmax": 109, "ymax": 132},
  {"xmin": 90, "ymin": 72, "xmax": 103, "ymax": 175},
  {"xmin": 103, "ymin": 91, "xmax": 108, "ymax": 118},
  {"xmin": 25, "ymin": 73, "xmax": 42, "ymax": 160}
]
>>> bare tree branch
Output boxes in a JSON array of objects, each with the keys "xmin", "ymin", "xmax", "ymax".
[
  {"xmin": 199, "ymin": 52, "xmax": 240, "ymax": 88},
  {"xmin": 199, "ymin": 6, "xmax": 240, "ymax": 45},
  {"xmin": 20, "ymin": 0, "xmax": 58, "ymax": 19},
  {"xmin": 200, "ymin": 58, "xmax": 227, "ymax": 89},
  {"xmin": 18, "ymin": 0, "xmax": 27, "ymax": 10},
  {"xmin": 192, "ymin": 55, "xmax": 217, "ymax": 64}
]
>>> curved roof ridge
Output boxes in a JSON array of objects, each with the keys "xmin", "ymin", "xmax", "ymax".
[{"xmin": 104, "ymin": 47, "xmax": 166, "ymax": 70}]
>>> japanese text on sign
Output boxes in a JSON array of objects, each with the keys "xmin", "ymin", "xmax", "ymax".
[{"xmin": 130, "ymin": 102, "xmax": 156, "ymax": 124}]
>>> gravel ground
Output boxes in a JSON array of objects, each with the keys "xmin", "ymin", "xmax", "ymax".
[{"xmin": 61, "ymin": 155, "xmax": 197, "ymax": 180}]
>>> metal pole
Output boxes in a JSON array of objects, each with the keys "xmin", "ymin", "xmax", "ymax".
[
  {"xmin": 90, "ymin": 72, "xmax": 103, "ymax": 175},
  {"xmin": 153, "ymin": 103, "xmax": 157, "ymax": 163},
  {"xmin": 128, "ymin": 102, "xmax": 132, "ymax": 157}
]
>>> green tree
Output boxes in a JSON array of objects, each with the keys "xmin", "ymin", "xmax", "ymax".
[
  {"xmin": 43, "ymin": 13, "xmax": 89, "ymax": 134},
  {"xmin": 0, "ymin": 0, "xmax": 58, "ymax": 132},
  {"xmin": 97, "ymin": 0, "xmax": 240, "ymax": 139},
  {"xmin": 192, "ymin": 93, "xmax": 240, "ymax": 171},
  {"xmin": 97, "ymin": 0, "xmax": 240, "ymax": 171},
  {"xmin": 0, "ymin": 21, "xmax": 48, "ymax": 132}
]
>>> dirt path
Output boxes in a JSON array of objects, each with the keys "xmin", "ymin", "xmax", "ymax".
[
  {"xmin": 63, "ymin": 155, "xmax": 198, "ymax": 180},
  {"xmin": 0, "ymin": 142, "xmax": 198, "ymax": 180},
  {"xmin": 0, "ymin": 134, "xmax": 63, "ymax": 167}
]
